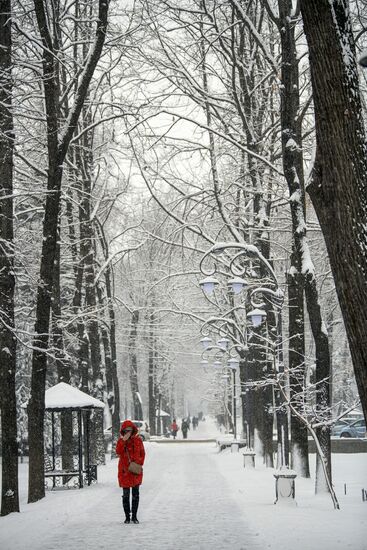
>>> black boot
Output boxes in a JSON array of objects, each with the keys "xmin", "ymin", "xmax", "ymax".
[
  {"xmin": 131, "ymin": 493, "xmax": 139, "ymax": 524},
  {"xmin": 122, "ymin": 494, "xmax": 130, "ymax": 524}
]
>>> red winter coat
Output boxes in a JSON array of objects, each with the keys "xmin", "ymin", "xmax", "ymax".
[{"xmin": 116, "ymin": 420, "xmax": 145, "ymax": 488}]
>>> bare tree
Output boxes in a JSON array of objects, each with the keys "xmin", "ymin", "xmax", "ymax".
[
  {"xmin": 28, "ymin": 0, "xmax": 109, "ymax": 504},
  {"xmin": 300, "ymin": 0, "xmax": 367, "ymax": 423},
  {"xmin": 0, "ymin": 0, "xmax": 19, "ymax": 516}
]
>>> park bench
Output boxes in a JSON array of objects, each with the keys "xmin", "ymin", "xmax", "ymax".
[
  {"xmin": 216, "ymin": 438, "xmax": 247, "ymax": 452},
  {"xmin": 44, "ymin": 454, "xmax": 97, "ymax": 489}
]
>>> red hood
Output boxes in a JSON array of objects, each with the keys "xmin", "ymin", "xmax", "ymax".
[{"xmin": 120, "ymin": 419, "xmax": 139, "ymax": 435}]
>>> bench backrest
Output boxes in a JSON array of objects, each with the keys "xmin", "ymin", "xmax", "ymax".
[{"xmin": 44, "ymin": 453, "xmax": 54, "ymax": 472}]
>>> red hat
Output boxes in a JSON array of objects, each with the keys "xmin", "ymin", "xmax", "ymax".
[{"xmin": 120, "ymin": 419, "xmax": 138, "ymax": 435}]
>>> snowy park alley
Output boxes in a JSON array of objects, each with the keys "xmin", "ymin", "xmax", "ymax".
[
  {"xmin": 0, "ymin": 419, "xmax": 366, "ymax": 550},
  {"xmin": 2, "ymin": 2, "xmax": 367, "ymax": 550}
]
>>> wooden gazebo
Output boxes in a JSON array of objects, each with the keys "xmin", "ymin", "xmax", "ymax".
[{"xmin": 44, "ymin": 382, "xmax": 105, "ymax": 489}]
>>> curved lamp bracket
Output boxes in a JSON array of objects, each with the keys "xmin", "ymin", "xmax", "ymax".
[{"xmin": 250, "ymin": 286, "xmax": 284, "ymax": 310}]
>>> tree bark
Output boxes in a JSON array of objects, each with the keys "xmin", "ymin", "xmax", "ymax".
[
  {"xmin": 287, "ymin": 271, "xmax": 309, "ymax": 475},
  {"xmin": 148, "ymin": 310, "xmax": 157, "ymax": 436},
  {"xmin": 304, "ymin": 274, "xmax": 332, "ymax": 491},
  {"xmin": 277, "ymin": 0, "xmax": 332, "ymax": 482},
  {"xmin": 277, "ymin": 0, "xmax": 310, "ymax": 476},
  {"xmin": 300, "ymin": 0, "xmax": 367, "ymax": 422},
  {"xmin": 128, "ymin": 310, "xmax": 143, "ymax": 420},
  {"xmin": 52, "ymin": 234, "xmax": 74, "ymax": 477},
  {"xmin": 95, "ymin": 220, "xmax": 121, "ymax": 456},
  {"xmin": 76, "ymin": 120, "xmax": 105, "ymax": 465},
  {"xmin": 0, "ymin": 0, "xmax": 19, "ymax": 515},
  {"xmin": 278, "ymin": 0, "xmax": 310, "ymax": 477},
  {"xmin": 66, "ymin": 181, "xmax": 89, "ymax": 393}
]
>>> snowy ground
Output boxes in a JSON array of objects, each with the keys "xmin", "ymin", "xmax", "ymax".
[{"xmin": 0, "ymin": 419, "xmax": 366, "ymax": 550}]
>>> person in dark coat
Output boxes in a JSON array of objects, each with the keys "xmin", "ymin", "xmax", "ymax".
[
  {"xmin": 116, "ymin": 420, "xmax": 145, "ymax": 524},
  {"xmin": 181, "ymin": 418, "xmax": 189, "ymax": 439}
]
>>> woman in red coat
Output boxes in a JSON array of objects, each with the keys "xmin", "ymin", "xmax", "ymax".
[{"xmin": 116, "ymin": 420, "xmax": 145, "ymax": 524}]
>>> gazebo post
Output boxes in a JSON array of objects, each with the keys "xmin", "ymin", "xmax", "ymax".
[
  {"xmin": 78, "ymin": 409, "xmax": 83, "ymax": 489},
  {"xmin": 85, "ymin": 410, "xmax": 91, "ymax": 486},
  {"xmin": 51, "ymin": 411, "xmax": 56, "ymax": 489}
]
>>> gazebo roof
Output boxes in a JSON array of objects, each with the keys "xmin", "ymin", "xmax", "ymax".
[
  {"xmin": 156, "ymin": 409, "xmax": 170, "ymax": 417},
  {"xmin": 45, "ymin": 382, "xmax": 105, "ymax": 411}
]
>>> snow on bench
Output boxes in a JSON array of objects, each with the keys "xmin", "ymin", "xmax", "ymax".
[{"xmin": 216, "ymin": 439, "xmax": 247, "ymax": 451}]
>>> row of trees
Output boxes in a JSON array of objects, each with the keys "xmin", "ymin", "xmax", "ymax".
[
  {"xmin": 0, "ymin": 0, "xmax": 366, "ymax": 515},
  {"xmin": 0, "ymin": 0, "xmax": 117, "ymax": 513},
  {"xmin": 121, "ymin": 0, "xmax": 366, "ymax": 505},
  {"xmin": 122, "ymin": 0, "xmax": 366, "ymax": 490},
  {"xmin": 0, "ymin": 0, "xmax": 206, "ymax": 516}
]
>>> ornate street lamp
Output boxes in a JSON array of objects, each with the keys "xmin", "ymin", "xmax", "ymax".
[
  {"xmin": 217, "ymin": 337, "xmax": 230, "ymax": 350},
  {"xmin": 228, "ymin": 357, "xmax": 240, "ymax": 370},
  {"xmin": 198, "ymin": 240, "xmax": 289, "ymax": 466},
  {"xmin": 200, "ymin": 336, "xmax": 212, "ymax": 349},
  {"xmin": 227, "ymin": 357, "xmax": 239, "ymax": 442},
  {"xmin": 228, "ymin": 276, "xmax": 247, "ymax": 294},
  {"xmin": 199, "ymin": 276, "xmax": 219, "ymax": 294},
  {"xmin": 247, "ymin": 308, "xmax": 267, "ymax": 327}
]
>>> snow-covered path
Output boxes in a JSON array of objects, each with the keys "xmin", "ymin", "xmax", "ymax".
[
  {"xmin": 1, "ymin": 419, "xmax": 366, "ymax": 550},
  {"xmin": 0, "ymin": 439, "xmax": 261, "ymax": 549}
]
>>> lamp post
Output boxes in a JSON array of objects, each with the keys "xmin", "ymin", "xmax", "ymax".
[
  {"xmin": 228, "ymin": 357, "xmax": 239, "ymax": 440},
  {"xmin": 198, "ymin": 242, "xmax": 289, "ymax": 466},
  {"xmin": 199, "ymin": 336, "xmax": 239, "ymax": 439},
  {"xmin": 359, "ymin": 50, "xmax": 367, "ymax": 67}
]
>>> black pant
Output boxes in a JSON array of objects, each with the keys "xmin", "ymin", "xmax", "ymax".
[{"xmin": 122, "ymin": 486, "xmax": 140, "ymax": 519}]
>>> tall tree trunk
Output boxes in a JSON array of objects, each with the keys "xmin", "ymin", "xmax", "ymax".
[
  {"xmin": 97, "ymin": 283, "xmax": 114, "ymax": 454},
  {"xmin": 77, "ymin": 132, "xmax": 105, "ymax": 465},
  {"xmin": 148, "ymin": 310, "xmax": 156, "ymax": 436},
  {"xmin": 67, "ymin": 183, "xmax": 89, "ymax": 393},
  {"xmin": 75, "ymin": 56, "xmax": 105, "ymax": 459},
  {"xmin": 52, "ymin": 234, "xmax": 74, "ymax": 477},
  {"xmin": 252, "ymin": 324, "xmax": 273, "ymax": 466},
  {"xmin": 263, "ymin": 288, "xmax": 286, "ymax": 468},
  {"xmin": 95, "ymin": 220, "xmax": 121, "ymax": 455},
  {"xmin": 27, "ymin": 4, "xmax": 63, "ymax": 496},
  {"xmin": 300, "ymin": 0, "xmax": 367, "ymax": 423},
  {"xmin": 287, "ymin": 271, "xmax": 309, "ymax": 475},
  {"xmin": 77, "ymin": 125, "xmax": 103, "ymax": 399},
  {"xmin": 278, "ymin": 0, "xmax": 332, "ymax": 481},
  {"xmin": 128, "ymin": 310, "xmax": 143, "ymax": 420},
  {"xmin": 277, "ymin": 0, "xmax": 309, "ymax": 477},
  {"xmin": 304, "ymin": 274, "xmax": 332, "ymax": 491},
  {"xmin": 0, "ymin": 0, "xmax": 19, "ymax": 515},
  {"xmin": 107, "ymin": 293, "xmax": 120, "ymax": 455},
  {"xmin": 274, "ymin": 312, "xmax": 290, "ymax": 468},
  {"xmin": 239, "ymin": 354, "xmax": 254, "ymax": 446}
]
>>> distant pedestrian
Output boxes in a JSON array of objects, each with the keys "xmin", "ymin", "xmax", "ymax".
[
  {"xmin": 181, "ymin": 418, "xmax": 190, "ymax": 439},
  {"xmin": 116, "ymin": 420, "xmax": 145, "ymax": 524},
  {"xmin": 170, "ymin": 419, "xmax": 179, "ymax": 439},
  {"xmin": 192, "ymin": 416, "xmax": 198, "ymax": 430}
]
